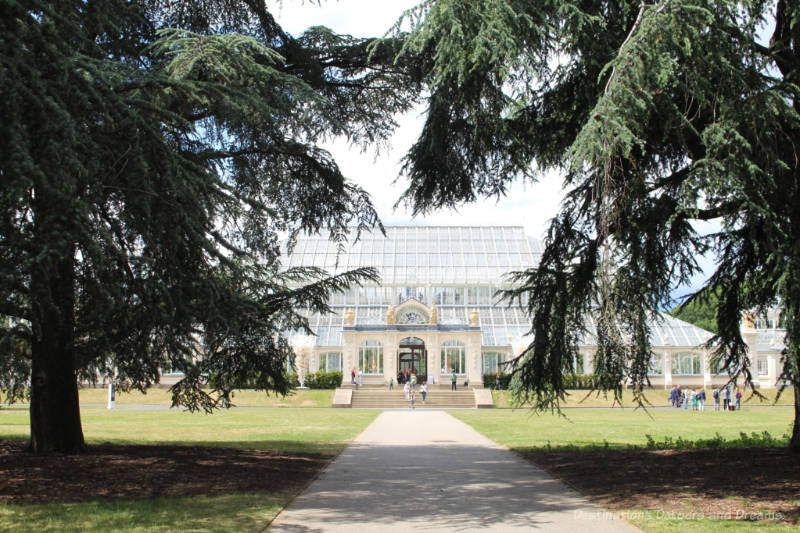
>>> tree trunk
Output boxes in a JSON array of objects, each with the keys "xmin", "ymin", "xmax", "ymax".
[
  {"xmin": 29, "ymin": 251, "xmax": 85, "ymax": 454},
  {"xmin": 791, "ymin": 384, "xmax": 800, "ymax": 452}
]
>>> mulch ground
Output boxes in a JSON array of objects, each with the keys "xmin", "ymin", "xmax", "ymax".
[
  {"xmin": 525, "ymin": 447, "xmax": 800, "ymax": 523},
  {"xmin": 0, "ymin": 440, "xmax": 331, "ymax": 504}
]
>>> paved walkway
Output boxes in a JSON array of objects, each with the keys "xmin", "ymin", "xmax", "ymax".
[{"xmin": 268, "ymin": 410, "xmax": 639, "ymax": 532}]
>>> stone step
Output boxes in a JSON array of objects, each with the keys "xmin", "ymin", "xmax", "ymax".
[{"xmin": 351, "ymin": 389, "xmax": 476, "ymax": 408}]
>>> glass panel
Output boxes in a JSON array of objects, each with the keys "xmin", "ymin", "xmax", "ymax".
[
  {"xmin": 440, "ymin": 341, "xmax": 466, "ymax": 374},
  {"xmin": 467, "ymin": 287, "xmax": 478, "ymax": 305},
  {"xmin": 649, "ymin": 354, "xmax": 664, "ymax": 375},
  {"xmin": 453, "ymin": 287, "xmax": 464, "ymax": 305},
  {"xmin": 359, "ymin": 341, "xmax": 383, "ymax": 375},
  {"xmin": 482, "ymin": 353, "xmax": 499, "ymax": 375}
]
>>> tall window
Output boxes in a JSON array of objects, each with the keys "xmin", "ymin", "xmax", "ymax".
[
  {"xmin": 671, "ymin": 353, "xmax": 701, "ymax": 375},
  {"xmin": 482, "ymin": 352, "xmax": 502, "ymax": 375},
  {"xmin": 319, "ymin": 352, "xmax": 342, "ymax": 373},
  {"xmin": 757, "ymin": 356, "xmax": 769, "ymax": 376},
  {"xmin": 441, "ymin": 340, "xmax": 466, "ymax": 375},
  {"xmin": 359, "ymin": 341, "xmax": 383, "ymax": 375},
  {"xmin": 649, "ymin": 353, "xmax": 664, "ymax": 376}
]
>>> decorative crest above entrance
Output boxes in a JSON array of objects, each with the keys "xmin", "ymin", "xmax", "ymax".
[{"xmin": 389, "ymin": 298, "xmax": 438, "ymax": 325}]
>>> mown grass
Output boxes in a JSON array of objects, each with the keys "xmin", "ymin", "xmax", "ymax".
[
  {"xmin": 0, "ymin": 407, "xmax": 378, "ymax": 532},
  {"xmin": 0, "ymin": 405, "xmax": 377, "ymax": 454},
  {"xmin": 622, "ymin": 509, "xmax": 797, "ymax": 532},
  {"xmin": 451, "ymin": 407, "xmax": 793, "ymax": 451},
  {"xmin": 491, "ymin": 388, "xmax": 794, "ymax": 408},
  {"xmin": 77, "ymin": 387, "xmax": 335, "ymax": 408},
  {"xmin": 0, "ymin": 492, "xmax": 290, "ymax": 533},
  {"xmin": 453, "ymin": 408, "xmax": 796, "ymax": 533}
]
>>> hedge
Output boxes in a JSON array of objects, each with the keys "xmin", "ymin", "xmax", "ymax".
[
  {"xmin": 288, "ymin": 371, "xmax": 342, "ymax": 389},
  {"xmin": 482, "ymin": 373, "xmax": 513, "ymax": 390}
]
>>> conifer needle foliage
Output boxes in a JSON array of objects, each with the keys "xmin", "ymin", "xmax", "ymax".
[
  {"xmin": 398, "ymin": 0, "xmax": 800, "ymax": 450},
  {"xmin": 0, "ymin": 0, "xmax": 419, "ymax": 453}
]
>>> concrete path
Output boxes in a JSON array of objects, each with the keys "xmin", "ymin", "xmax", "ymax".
[{"xmin": 268, "ymin": 410, "xmax": 639, "ymax": 532}]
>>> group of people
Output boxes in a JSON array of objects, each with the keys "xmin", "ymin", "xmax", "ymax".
[
  {"xmin": 396, "ymin": 368, "xmax": 416, "ymax": 385},
  {"xmin": 350, "ymin": 367, "xmax": 363, "ymax": 387},
  {"xmin": 391, "ymin": 370, "xmax": 427, "ymax": 409},
  {"xmin": 668, "ymin": 385, "xmax": 743, "ymax": 411}
]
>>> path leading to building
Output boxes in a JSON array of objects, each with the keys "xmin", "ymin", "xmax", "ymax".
[{"xmin": 268, "ymin": 410, "xmax": 639, "ymax": 532}]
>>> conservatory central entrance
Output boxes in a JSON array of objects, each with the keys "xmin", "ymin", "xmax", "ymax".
[{"xmin": 397, "ymin": 337, "xmax": 426, "ymax": 383}]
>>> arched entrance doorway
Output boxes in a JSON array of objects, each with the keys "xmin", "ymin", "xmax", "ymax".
[{"xmin": 398, "ymin": 337, "xmax": 426, "ymax": 384}]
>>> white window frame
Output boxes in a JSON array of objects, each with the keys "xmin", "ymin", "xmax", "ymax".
[
  {"xmin": 441, "ymin": 340, "xmax": 466, "ymax": 375},
  {"xmin": 359, "ymin": 341, "xmax": 383, "ymax": 375}
]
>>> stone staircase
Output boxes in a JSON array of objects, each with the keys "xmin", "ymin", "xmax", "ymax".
[{"xmin": 350, "ymin": 386, "xmax": 476, "ymax": 408}]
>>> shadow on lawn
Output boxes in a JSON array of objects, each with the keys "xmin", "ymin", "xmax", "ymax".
[
  {"xmin": 0, "ymin": 439, "xmax": 332, "ymax": 504},
  {"xmin": 520, "ymin": 434, "xmax": 800, "ymax": 523}
]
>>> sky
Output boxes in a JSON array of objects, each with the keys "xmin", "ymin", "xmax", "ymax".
[
  {"xmin": 266, "ymin": 0, "xmax": 716, "ymax": 301},
  {"xmin": 266, "ymin": 0, "xmax": 565, "ymax": 240}
]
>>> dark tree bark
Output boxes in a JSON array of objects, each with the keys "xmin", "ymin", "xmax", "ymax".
[
  {"xmin": 29, "ymin": 237, "xmax": 85, "ymax": 453},
  {"xmin": 792, "ymin": 386, "xmax": 800, "ymax": 452}
]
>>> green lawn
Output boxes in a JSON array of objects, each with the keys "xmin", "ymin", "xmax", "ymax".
[
  {"xmin": 451, "ymin": 407, "xmax": 794, "ymax": 450},
  {"xmin": 622, "ymin": 510, "xmax": 798, "ymax": 533},
  {"xmin": 0, "ymin": 405, "xmax": 376, "ymax": 454},
  {"xmin": 0, "ymin": 493, "xmax": 291, "ymax": 533},
  {"xmin": 77, "ymin": 387, "xmax": 335, "ymax": 408},
  {"xmin": 452, "ymin": 408, "xmax": 796, "ymax": 533},
  {"xmin": 491, "ymin": 388, "xmax": 794, "ymax": 408},
  {"xmin": 0, "ymin": 406, "xmax": 378, "ymax": 532}
]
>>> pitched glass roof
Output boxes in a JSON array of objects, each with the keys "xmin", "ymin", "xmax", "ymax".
[
  {"xmin": 285, "ymin": 226, "xmax": 714, "ymax": 349},
  {"xmin": 282, "ymin": 226, "xmax": 543, "ymax": 285}
]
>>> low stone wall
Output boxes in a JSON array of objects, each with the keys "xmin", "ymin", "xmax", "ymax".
[
  {"xmin": 474, "ymin": 388, "xmax": 494, "ymax": 408},
  {"xmin": 332, "ymin": 388, "xmax": 352, "ymax": 408}
]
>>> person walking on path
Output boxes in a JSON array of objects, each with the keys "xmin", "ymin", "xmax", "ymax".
[
  {"xmin": 421, "ymin": 381, "xmax": 428, "ymax": 404},
  {"xmin": 713, "ymin": 387, "xmax": 720, "ymax": 411},
  {"xmin": 404, "ymin": 380, "xmax": 410, "ymax": 401},
  {"xmin": 735, "ymin": 389, "xmax": 742, "ymax": 410},
  {"xmin": 388, "ymin": 377, "xmax": 394, "ymax": 390},
  {"xmin": 675, "ymin": 386, "xmax": 682, "ymax": 408},
  {"xmin": 669, "ymin": 386, "xmax": 677, "ymax": 407},
  {"xmin": 697, "ymin": 388, "xmax": 706, "ymax": 411},
  {"xmin": 690, "ymin": 389, "xmax": 698, "ymax": 410},
  {"xmin": 722, "ymin": 387, "xmax": 730, "ymax": 410},
  {"xmin": 410, "ymin": 372, "xmax": 417, "ymax": 391},
  {"xmin": 451, "ymin": 371, "xmax": 457, "ymax": 391},
  {"xmin": 351, "ymin": 368, "xmax": 356, "ymax": 386},
  {"xmin": 683, "ymin": 389, "xmax": 689, "ymax": 410},
  {"xmin": 409, "ymin": 389, "xmax": 416, "ymax": 409},
  {"xmin": 358, "ymin": 368, "xmax": 363, "ymax": 387}
]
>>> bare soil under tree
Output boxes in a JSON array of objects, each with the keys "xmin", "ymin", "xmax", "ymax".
[
  {"xmin": 0, "ymin": 441, "xmax": 329, "ymax": 504},
  {"xmin": 524, "ymin": 447, "xmax": 800, "ymax": 524}
]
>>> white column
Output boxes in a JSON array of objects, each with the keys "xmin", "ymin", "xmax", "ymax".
[
  {"xmin": 741, "ymin": 323, "xmax": 759, "ymax": 385},
  {"xmin": 702, "ymin": 349, "xmax": 712, "ymax": 388},
  {"xmin": 467, "ymin": 333, "xmax": 482, "ymax": 386},
  {"xmin": 341, "ymin": 333, "xmax": 357, "ymax": 386},
  {"xmin": 664, "ymin": 351, "xmax": 673, "ymax": 388},
  {"xmin": 384, "ymin": 336, "xmax": 397, "ymax": 384},
  {"xmin": 428, "ymin": 335, "xmax": 440, "ymax": 385},
  {"xmin": 582, "ymin": 348, "xmax": 594, "ymax": 375},
  {"xmin": 767, "ymin": 352, "xmax": 779, "ymax": 388}
]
